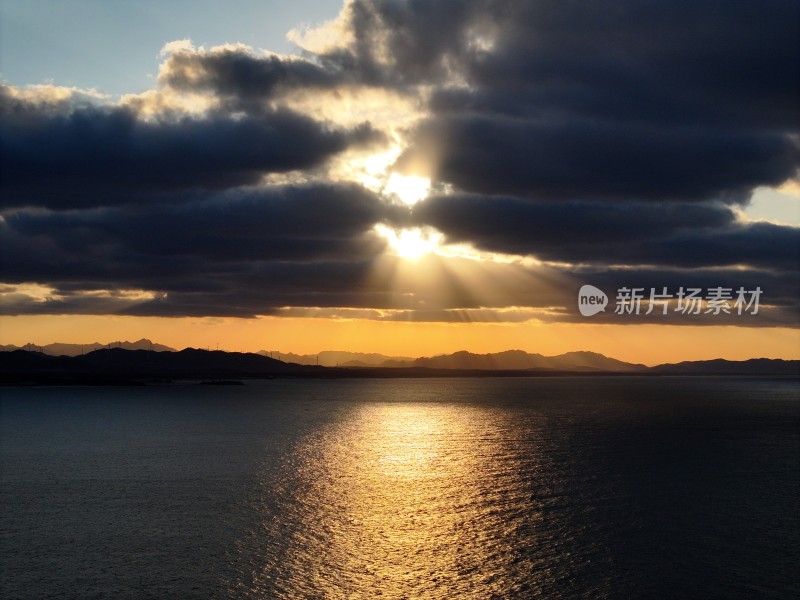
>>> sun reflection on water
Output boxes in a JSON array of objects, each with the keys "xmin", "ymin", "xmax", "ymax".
[{"xmin": 242, "ymin": 399, "xmax": 546, "ymax": 598}]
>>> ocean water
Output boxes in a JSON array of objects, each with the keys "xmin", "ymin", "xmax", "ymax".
[{"xmin": 1, "ymin": 377, "xmax": 798, "ymax": 599}]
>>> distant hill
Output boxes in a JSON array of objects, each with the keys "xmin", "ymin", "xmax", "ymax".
[
  {"xmin": 0, "ymin": 350, "xmax": 79, "ymax": 371},
  {"xmin": 651, "ymin": 358, "xmax": 800, "ymax": 377},
  {"xmin": 1, "ymin": 338, "xmax": 175, "ymax": 356},
  {"xmin": 259, "ymin": 348, "xmax": 644, "ymax": 371},
  {"xmin": 6, "ymin": 343, "xmax": 794, "ymax": 376},
  {"xmin": 0, "ymin": 348, "xmax": 319, "ymax": 384},
  {"xmin": 391, "ymin": 350, "xmax": 645, "ymax": 372},
  {"xmin": 259, "ymin": 350, "xmax": 415, "ymax": 367},
  {"xmin": 1, "ymin": 348, "xmax": 797, "ymax": 385}
]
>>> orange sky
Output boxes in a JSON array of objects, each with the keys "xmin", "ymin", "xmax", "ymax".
[{"xmin": 1, "ymin": 315, "xmax": 798, "ymax": 366}]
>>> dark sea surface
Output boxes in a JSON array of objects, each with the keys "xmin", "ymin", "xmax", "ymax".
[{"xmin": 1, "ymin": 377, "xmax": 798, "ymax": 599}]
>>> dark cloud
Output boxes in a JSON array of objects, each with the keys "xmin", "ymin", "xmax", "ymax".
[
  {"xmin": 159, "ymin": 49, "xmax": 342, "ymax": 113},
  {"xmin": 398, "ymin": 116, "xmax": 798, "ymax": 202},
  {"xmin": 0, "ymin": 85, "xmax": 380, "ymax": 209},
  {"xmin": 1, "ymin": 217, "xmax": 796, "ymax": 324},
  {"xmin": 7, "ymin": 183, "xmax": 392, "ymax": 263},
  {"xmin": 1, "ymin": 0, "xmax": 798, "ymax": 327},
  {"xmin": 326, "ymin": 0, "xmax": 798, "ymax": 124},
  {"xmin": 1, "ymin": 184, "xmax": 796, "ymax": 324},
  {"xmin": 411, "ymin": 194, "xmax": 799, "ymax": 270},
  {"xmin": 631, "ymin": 222, "xmax": 800, "ymax": 272},
  {"xmin": 1, "ymin": 183, "xmax": 393, "ymax": 285},
  {"xmin": 464, "ymin": 2, "xmax": 799, "ymax": 126},
  {"xmin": 0, "ymin": 187, "xmax": 392, "ymax": 318},
  {"xmin": 375, "ymin": 0, "xmax": 800, "ymax": 200},
  {"xmin": 413, "ymin": 194, "xmax": 737, "ymax": 244},
  {"xmin": 161, "ymin": 50, "xmax": 336, "ymax": 95},
  {"xmin": 317, "ymin": 0, "xmax": 492, "ymax": 87}
]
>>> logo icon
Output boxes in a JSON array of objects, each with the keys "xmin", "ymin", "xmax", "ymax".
[{"xmin": 578, "ymin": 285, "xmax": 608, "ymax": 317}]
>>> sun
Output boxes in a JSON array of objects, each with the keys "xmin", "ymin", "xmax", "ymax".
[
  {"xmin": 384, "ymin": 172, "xmax": 431, "ymax": 206},
  {"xmin": 375, "ymin": 225, "xmax": 444, "ymax": 259}
]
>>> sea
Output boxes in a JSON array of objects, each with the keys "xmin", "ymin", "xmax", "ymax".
[{"xmin": 1, "ymin": 377, "xmax": 798, "ymax": 599}]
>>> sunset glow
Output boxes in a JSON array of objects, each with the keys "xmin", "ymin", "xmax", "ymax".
[
  {"xmin": 375, "ymin": 225, "xmax": 444, "ymax": 259},
  {"xmin": 2, "ymin": 4, "xmax": 798, "ymax": 599},
  {"xmin": 0, "ymin": 0, "xmax": 797, "ymax": 363},
  {"xmin": 383, "ymin": 172, "xmax": 432, "ymax": 206}
]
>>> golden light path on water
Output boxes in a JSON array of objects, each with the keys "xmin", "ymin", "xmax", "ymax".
[{"xmin": 238, "ymin": 394, "xmax": 557, "ymax": 599}]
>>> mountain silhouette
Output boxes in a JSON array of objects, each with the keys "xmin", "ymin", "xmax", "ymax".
[
  {"xmin": 400, "ymin": 350, "xmax": 645, "ymax": 371},
  {"xmin": 0, "ymin": 348, "xmax": 318, "ymax": 384},
  {"xmin": 1, "ymin": 348, "xmax": 796, "ymax": 385},
  {"xmin": 259, "ymin": 349, "xmax": 645, "ymax": 370},
  {"xmin": 1, "ymin": 338, "xmax": 175, "ymax": 356},
  {"xmin": 259, "ymin": 350, "xmax": 415, "ymax": 366},
  {"xmin": 651, "ymin": 358, "xmax": 800, "ymax": 376}
]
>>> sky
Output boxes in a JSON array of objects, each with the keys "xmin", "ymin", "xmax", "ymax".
[{"xmin": 1, "ymin": 0, "xmax": 799, "ymax": 364}]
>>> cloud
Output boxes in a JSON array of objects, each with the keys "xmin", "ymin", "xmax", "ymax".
[
  {"xmin": 397, "ymin": 115, "xmax": 798, "ymax": 202},
  {"xmin": 157, "ymin": 43, "xmax": 343, "ymax": 111},
  {"xmin": 411, "ymin": 194, "xmax": 800, "ymax": 270},
  {"xmin": 1, "ymin": 0, "xmax": 798, "ymax": 328},
  {"xmin": 382, "ymin": 0, "xmax": 800, "ymax": 201},
  {"xmin": 0, "ymin": 85, "xmax": 381, "ymax": 210},
  {"xmin": 1, "ymin": 182, "xmax": 393, "ymax": 281}
]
